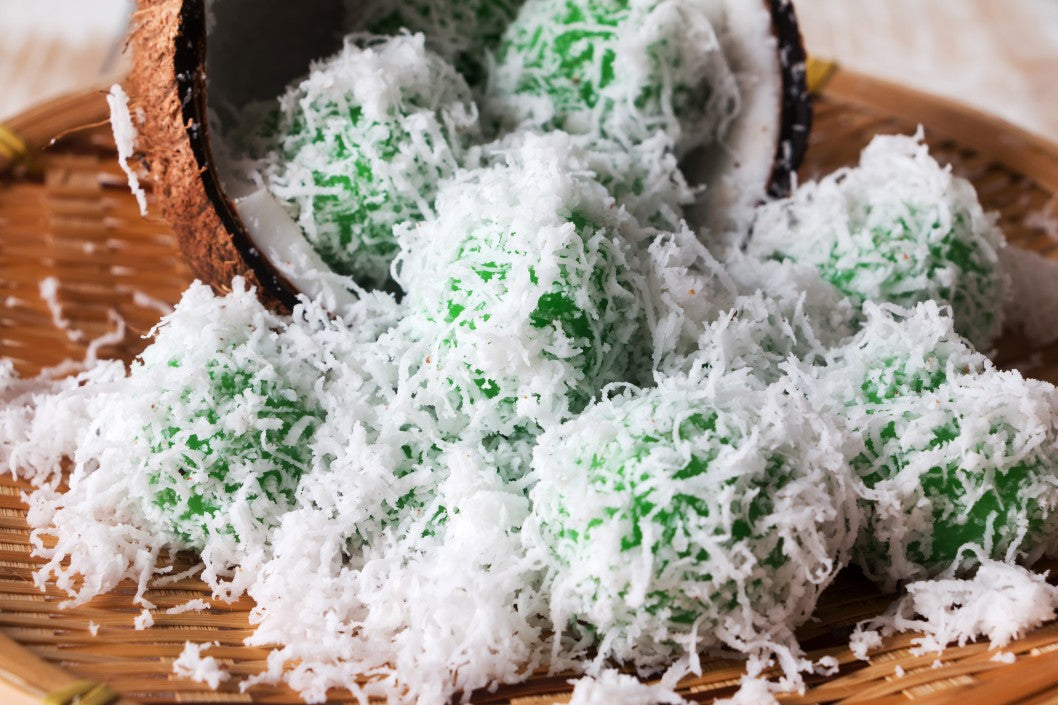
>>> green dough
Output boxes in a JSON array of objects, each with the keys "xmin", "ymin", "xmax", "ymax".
[
  {"xmin": 258, "ymin": 34, "xmax": 479, "ymax": 289},
  {"xmin": 147, "ymin": 357, "xmax": 320, "ymax": 548},
  {"xmin": 398, "ymin": 135, "xmax": 647, "ymax": 437}
]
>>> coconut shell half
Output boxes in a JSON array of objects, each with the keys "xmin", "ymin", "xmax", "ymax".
[
  {"xmin": 769, "ymin": 0, "xmax": 812, "ymax": 194},
  {"xmin": 128, "ymin": 0, "xmax": 333, "ymax": 310},
  {"xmin": 127, "ymin": 0, "xmax": 812, "ymax": 310}
]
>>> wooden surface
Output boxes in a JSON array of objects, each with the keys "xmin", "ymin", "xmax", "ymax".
[{"xmin": 3, "ymin": 71, "xmax": 1058, "ymax": 703}]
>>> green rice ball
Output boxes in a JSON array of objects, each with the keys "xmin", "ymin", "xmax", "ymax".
[
  {"xmin": 133, "ymin": 283, "xmax": 327, "ymax": 549},
  {"xmin": 258, "ymin": 34, "xmax": 480, "ymax": 288},
  {"xmin": 814, "ymin": 302, "xmax": 1058, "ymax": 589},
  {"xmin": 146, "ymin": 358, "xmax": 319, "ymax": 548},
  {"xmin": 525, "ymin": 372, "xmax": 858, "ymax": 668},
  {"xmin": 484, "ymin": 0, "xmax": 737, "ymax": 226},
  {"xmin": 486, "ymin": 0, "xmax": 737, "ymax": 152},
  {"xmin": 397, "ymin": 133, "xmax": 647, "ymax": 437},
  {"xmin": 584, "ymin": 133, "xmax": 697, "ymax": 229},
  {"xmin": 664, "ymin": 253, "xmax": 856, "ymax": 383},
  {"xmin": 363, "ymin": 0, "xmax": 526, "ymax": 86},
  {"xmin": 748, "ymin": 133, "xmax": 1007, "ymax": 350}
]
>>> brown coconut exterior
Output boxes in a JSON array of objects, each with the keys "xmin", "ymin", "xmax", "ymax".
[
  {"xmin": 126, "ymin": 0, "xmax": 290, "ymax": 310},
  {"xmin": 767, "ymin": 0, "xmax": 811, "ymax": 197}
]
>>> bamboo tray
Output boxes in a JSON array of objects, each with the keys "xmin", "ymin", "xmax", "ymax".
[{"xmin": 3, "ymin": 69, "xmax": 1058, "ymax": 705}]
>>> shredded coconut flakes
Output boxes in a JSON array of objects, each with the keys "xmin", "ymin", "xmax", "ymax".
[
  {"xmin": 106, "ymin": 84, "xmax": 148, "ymax": 216},
  {"xmin": 134, "ymin": 609, "xmax": 154, "ymax": 630},
  {"xmin": 850, "ymin": 560, "xmax": 1058, "ymax": 659},
  {"xmin": 564, "ymin": 669, "xmax": 686, "ymax": 705},
  {"xmin": 713, "ymin": 677, "xmax": 780, "ymax": 705},
  {"xmin": 167, "ymin": 598, "xmax": 211, "ymax": 615},
  {"xmin": 173, "ymin": 641, "xmax": 231, "ymax": 690},
  {"xmin": 38, "ymin": 277, "xmax": 82, "ymax": 342}
]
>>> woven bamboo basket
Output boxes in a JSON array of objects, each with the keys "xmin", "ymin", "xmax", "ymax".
[{"xmin": 2, "ymin": 69, "xmax": 1058, "ymax": 705}]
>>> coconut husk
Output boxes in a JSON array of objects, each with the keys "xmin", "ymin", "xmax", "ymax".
[{"xmin": 126, "ymin": 0, "xmax": 291, "ymax": 309}]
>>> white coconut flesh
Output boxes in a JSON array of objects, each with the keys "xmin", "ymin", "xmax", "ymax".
[
  {"xmin": 201, "ymin": 0, "xmax": 792, "ymax": 300},
  {"xmin": 685, "ymin": 0, "xmax": 786, "ymax": 244},
  {"xmin": 229, "ymin": 186, "xmax": 361, "ymax": 309},
  {"xmin": 202, "ymin": 0, "xmax": 360, "ymax": 307}
]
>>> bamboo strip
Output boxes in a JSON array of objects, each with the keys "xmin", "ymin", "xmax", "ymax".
[{"xmin": 0, "ymin": 631, "xmax": 140, "ymax": 705}]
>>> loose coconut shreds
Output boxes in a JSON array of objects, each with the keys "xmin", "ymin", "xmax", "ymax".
[
  {"xmin": 38, "ymin": 276, "xmax": 83, "ymax": 342},
  {"xmin": 173, "ymin": 641, "xmax": 232, "ymax": 690},
  {"xmin": 850, "ymin": 560, "xmax": 1058, "ymax": 660},
  {"xmin": 362, "ymin": 0, "xmax": 526, "ymax": 86},
  {"xmin": 241, "ymin": 444, "xmax": 545, "ymax": 705},
  {"xmin": 525, "ymin": 370, "xmax": 858, "ymax": 682},
  {"xmin": 167, "ymin": 598, "xmax": 211, "ymax": 615},
  {"xmin": 486, "ymin": 0, "xmax": 740, "ymax": 157},
  {"xmin": 0, "ymin": 359, "xmax": 126, "ymax": 486},
  {"xmin": 804, "ymin": 303, "xmax": 1058, "ymax": 589},
  {"xmin": 713, "ymin": 677, "xmax": 780, "ymax": 705},
  {"xmin": 395, "ymin": 133, "xmax": 650, "ymax": 438},
  {"xmin": 563, "ymin": 669, "xmax": 686, "ymax": 705},
  {"xmin": 135, "ymin": 608, "xmax": 155, "ymax": 630},
  {"xmin": 255, "ymin": 33, "xmax": 480, "ymax": 288},
  {"xmin": 27, "ymin": 472, "xmax": 176, "ymax": 608},
  {"xmin": 131, "ymin": 289, "xmax": 175, "ymax": 316},
  {"xmin": 1026, "ymin": 207, "xmax": 1058, "ymax": 243},
  {"xmin": 748, "ymin": 132, "xmax": 1008, "ymax": 351}
]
